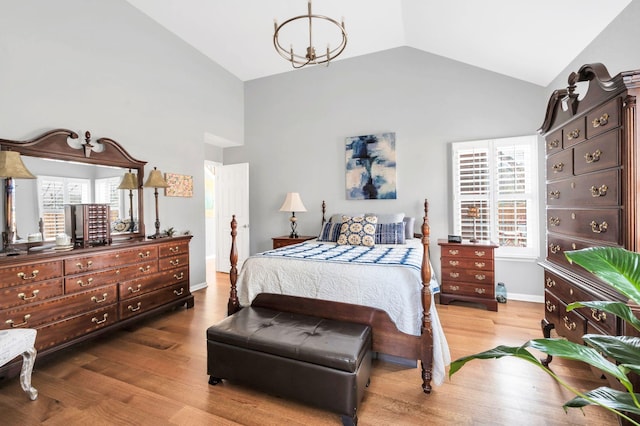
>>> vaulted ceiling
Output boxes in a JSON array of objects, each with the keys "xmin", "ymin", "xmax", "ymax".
[{"xmin": 125, "ymin": 0, "xmax": 631, "ymax": 86}]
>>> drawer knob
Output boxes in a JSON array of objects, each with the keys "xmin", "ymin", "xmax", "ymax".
[
  {"xmin": 128, "ymin": 284, "xmax": 142, "ymax": 294},
  {"xmin": 475, "ymin": 274, "xmax": 486, "ymax": 281},
  {"xmin": 474, "ymin": 262, "xmax": 485, "ymax": 268},
  {"xmin": 548, "ymin": 190, "xmax": 560, "ymax": 200},
  {"xmin": 6, "ymin": 314, "xmax": 31, "ymax": 328},
  {"xmin": 173, "ymin": 272, "xmax": 185, "ymax": 280},
  {"xmin": 138, "ymin": 251, "xmax": 151, "ymax": 258},
  {"xmin": 170, "ymin": 259, "xmax": 180, "ymax": 266},
  {"xmin": 18, "ymin": 290, "xmax": 40, "ymax": 301},
  {"xmin": 77, "ymin": 278, "xmax": 94, "ymax": 287},
  {"xmin": 17, "ymin": 270, "xmax": 39, "ymax": 280},
  {"xmin": 474, "ymin": 250, "xmax": 486, "ymax": 257},
  {"xmin": 592, "ymin": 113, "xmax": 609, "ymax": 128},
  {"xmin": 567, "ymin": 129, "xmax": 581, "ymax": 140},
  {"xmin": 169, "ymin": 246, "xmax": 180, "ymax": 253},
  {"xmin": 545, "ymin": 277, "xmax": 556, "ymax": 288},
  {"xmin": 590, "ymin": 220, "xmax": 608, "ymax": 234},
  {"xmin": 75, "ymin": 261, "xmax": 93, "ymax": 270},
  {"xmin": 590, "ymin": 184, "xmax": 608, "ymax": 197},
  {"xmin": 591, "ymin": 308, "xmax": 607, "ymax": 322},
  {"xmin": 563, "ymin": 316, "xmax": 577, "ymax": 331},
  {"xmin": 549, "ymin": 243, "xmax": 561, "ymax": 254},
  {"xmin": 128, "ymin": 302, "xmax": 142, "ymax": 312},
  {"xmin": 173, "ymin": 288, "xmax": 184, "ymax": 296},
  {"xmin": 448, "ymin": 249, "xmax": 459, "ymax": 255},
  {"xmin": 545, "ymin": 301, "xmax": 556, "ymax": 312},
  {"xmin": 548, "ymin": 217, "xmax": 560, "ymax": 226},
  {"xmin": 92, "ymin": 313, "xmax": 108, "ymax": 325},
  {"xmin": 584, "ymin": 149, "xmax": 602, "ymax": 164},
  {"xmin": 547, "ymin": 139, "xmax": 559, "ymax": 149},
  {"xmin": 91, "ymin": 293, "xmax": 108, "ymax": 303},
  {"xmin": 474, "ymin": 288, "xmax": 486, "ymax": 294},
  {"xmin": 552, "ymin": 162, "xmax": 564, "ymax": 172}
]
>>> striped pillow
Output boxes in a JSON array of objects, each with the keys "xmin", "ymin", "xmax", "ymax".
[
  {"xmin": 318, "ymin": 221, "xmax": 342, "ymax": 242},
  {"xmin": 375, "ymin": 222, "xmax": 406, "ymax": 244}
]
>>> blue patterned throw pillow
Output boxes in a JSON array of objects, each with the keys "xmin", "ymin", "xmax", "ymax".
[
  {"xmin": 375, "ymin": 222, "xmax": 406, "ymax": 244},
  {"xmin": 318, "ymin": 221, "xmax": 342, "ymax": 242},
  {"xmin": 337, "ymin": 215, "xmax": 377, "ymax": 247}
]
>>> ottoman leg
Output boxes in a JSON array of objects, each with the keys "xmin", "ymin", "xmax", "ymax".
[
  {"xmin": 20, "ymin": 347, "xmax": 38, "ymax": 400},
  {"xmin": 208, "ymin": 376, "xmax": 222, "ymax": 385},
  {"xmin": 341, "ymin": 414, "xmax": 357, "ymax": 426}
]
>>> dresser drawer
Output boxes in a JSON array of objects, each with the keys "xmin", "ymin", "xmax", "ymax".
[
  {"xmin": 546, "ymin": 149, "xmax": 573, "ymax": 181},
  {"xmin": 545, "ymin": 129, "xmax": 563, "ymax": 155},
  {"xmin": 546, "ymin": 169, "xmax": 620, "ymax": 207},
  {"xmin": 35, "ymin": 305, "xmax": 118, "ymax": 351},
  {"xmin": 573, "ymin": 129, "xmax": 621, "ymax": 175},
  {"xmin": 546, "ymin": 234, "xmax": 594, "ymax": 272},
  {"xmin": 441, "ymin": 281, "xmax": 494, "ymax": 298},
  {"xmin": 1, "ymin": 285, "xmax": 117, "ymax": 330},
  {"xmin": 0, "ymin": 261, "xmax": 63, "ymax": 288},
  {"xmin": 544, "ymin": 289, "xmax": 561, "ymax": 326},
  {"xmin": 119, "ymin": 282, "xmax": 189, "ymax": 320},
  {"xmin": 159, "ymin": 253, "xmax": 189, "ymax": 271},
  {"xmin": 586, "ymin": 97, "xmax": 621, "ymax": 139},
  {"xmin": 557, "ymin": 302, "xmax": 587, "ymax": 342},
  {"xmin": 158, "ymin": 240, "xmax": 190, "ymax": 258},
  {"xmin": 119, "ymin": 266, "xmax": 189, "ymax": 300},
  {"xmin": 562, "ymin": 117, "xmax": 586, "ymax": 148},
  {"xmin": 0, "ymin": 278, "xmax": 63, "ymax": 309},
  {"xmin": 441, "ymin": 267, "xmax": 494, "ymax": 284},
  {"xmin": 547, "ymin": 208, "xmax": 620, "ymax": 244},
  {"xmin": 441, "ymin": 257, "xmax": 492, "ymax": 271},
  {"xmin": 64, "ymin": 246, "xmax": 159, "ymax": 273},
  {"xmin": 441, "ymin": 245, "xmax": 494, "ymax": 261}
]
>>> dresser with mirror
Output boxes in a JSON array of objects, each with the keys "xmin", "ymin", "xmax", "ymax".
[{"xmin": 0, "ymin": 129, "xmax": 194, "ymax": 379}]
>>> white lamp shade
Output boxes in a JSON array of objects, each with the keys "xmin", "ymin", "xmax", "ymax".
[{"xmin": 279, "ymin": 192, "xmax": 307, "ymax": 213}]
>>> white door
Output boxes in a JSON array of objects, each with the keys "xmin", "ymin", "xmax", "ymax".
[{"xmin": 216, "ymin": 163, "xmax": 250, "ymax": 272}]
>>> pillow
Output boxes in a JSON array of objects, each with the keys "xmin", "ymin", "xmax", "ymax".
[
  {"xmin": 317, "ymin": 221, "xmax": 342, "ymax": 242},
  {"xmin": 403, "ymin": 216, "xmax": 416, "ymax": 239},
  {"xmin": 329, "ymin": 213, "xmax": 362, "ymax": 223},
  {"xmin": 366, "ymin": 212, "xmax": 405, "ymax": 224},
  {"xmin": 337, "ymin": 215, "xmax": 377, "ymax": 247},
  {"xmin": 375, "ymin": 222, "xmax": 406, "ymax": 244}
]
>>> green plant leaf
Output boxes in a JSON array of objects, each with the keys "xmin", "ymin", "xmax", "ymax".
[
  {"xmin": 564, "ymin": 387, "xmax": 640, "ymax": 415},
  {"xmin": 565, "ymin": 247, "xmax": 640, "ymax": 304},
  {"xmin": 449, "ymin": 343, "xmax": 540, "ymax": 377},
  {"xmin": 568, "ymin": 301, "xmax": 640, "ymax": 332},
  {"xmin": 582, "ymin": 334, "xmax": 640, "ymax": 365}
]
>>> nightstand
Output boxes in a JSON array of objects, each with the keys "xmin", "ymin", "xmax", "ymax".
[
  {"xmin": 272, "ymin": 235, "xmax": 316, "ymax": 249},
  {"xmin": 437, "ymin": 239, "xmax": 499, "ymax": 311}
]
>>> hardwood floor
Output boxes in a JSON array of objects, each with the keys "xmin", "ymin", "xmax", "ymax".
[{"xmin": 0, "ymin": 272, "xmax": 619, "ymax": 425}]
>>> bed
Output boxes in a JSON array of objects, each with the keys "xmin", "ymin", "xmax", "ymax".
[{"xmin": 226, "ymin": 199, "xmax": 450, "ymax": 393}]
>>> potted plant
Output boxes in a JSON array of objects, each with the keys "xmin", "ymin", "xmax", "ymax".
[{"xmin": 449, "ymin": 246, "xmax": 640, "ymax": 424}]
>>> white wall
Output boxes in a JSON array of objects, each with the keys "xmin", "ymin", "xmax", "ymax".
[
  {"xmin": 0, "ymin": 0, "xmax": 245, "ymax": 288},
  {"xmin": 226, "ymin": 46, "xmax": 547, "ymax": 299}
]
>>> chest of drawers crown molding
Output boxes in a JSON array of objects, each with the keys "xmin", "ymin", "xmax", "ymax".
[
  {"xmin": 0, "ymin": 235, "xmax": 193, "ymax": 378},
  {"xmin": 539, "ymin": 63, "xmax": 640, "ymax": 361}
]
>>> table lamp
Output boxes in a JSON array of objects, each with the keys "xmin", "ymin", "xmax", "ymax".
[
  {"xmin": 144, "ymin": 167, "xmax": 169, "ymax": 239},
  {"xmin": 0, "ymin": 151, "xmax": 36, "ymax": 248},
  {"xmin": 117, "ymin": 169, "xmax": 138, "ymax": 232},
  {"xmin": 279, "ymin": 192, "xmax": 307, "ymax": 238},
  {"xmin": 467, "ymin": 205, "xmax": 480, "ymax": 243}
]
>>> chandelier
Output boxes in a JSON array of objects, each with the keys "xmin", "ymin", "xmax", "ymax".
[{"xmin": 273, "ymin": 1, "xmax": 347, "ymax": 69}]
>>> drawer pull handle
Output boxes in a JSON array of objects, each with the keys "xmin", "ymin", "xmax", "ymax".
[
  {"xmin": 563, "ymin": 316, "xmax": 577, "ymax": 331},
  {"xmin": 548, "ymin": 217, "xmax": 560, "ymax": 226},
  {"xmin": 91, "ymin": 293, "xmax": 108, "ymax": 303},
  {"xmin": 549, "ymin": 243, "xmax": 561, "ymax": 254},
  {"xmin": 449, "ymin": 272, "xmax": 460, "ymax": 278},
  {"xmin": 590, "ymin": 220, "xmax": 608, "ymax": 234},
  {"xmin": 128, "ymin": 302, "xmax": 142, "ymax": 312},
  {"xmin": 545, "ymin": 277, "xmax": 556, "ymax": 288},
  {"xmin": 18, "ymin": 290, "xmax": 40, "ymax": 301},
  {"xmin": 584, "ymin": 149, "xmax": 602, "ymax": 164},
  {"xmin": 6, "ymin": 314, "xmax": 31, "ymax": 328},
  {"xmin": 75, "ymin": 261, "xmax": 93, "ymax": 270},
  {"xmin": 548, "ymin": 190, "xmax": 560, "ymax": 199},
  {"xmin": 552, "ymin": 162, "xmax": 564, "ymax": 172},
  {"xmin": 475, "ymin": 274, "xmax": 486, "ymax": 281},
  {"xmin": 591, "ymin": 309, "xmax": 607, "ymax": 322},
  {"xmin": 545, "ymin": 301, "xmax": 556, "ymax": 312},
  {"xmin": 173, "ymin": 288, "xmax": 184, "ymax": 296},
  {"xmin": 448, "ymin": 249, "xmax": 459, "ymax": 255},
  {"xmin": 128, "ymin": 284, "xmax": 142, "ymax": 294},
  {"xmin": 474, "ymin": 262, "xmax": 485, "ymax": 268},
  {"xmin": 448, "ymin": 260, "xmax": 459, "ymax": 266},
  {"xmin": 567, "ymin": 129, "xmax": 581, "ymax": 140},
  {"xmin": 448, "ymin": 285, "xmax": 460, "ymax": 291},
  {"xmin": 92, "ymin": 314, "xmax": 108, "ymax": 325},
  {"xmin": 139, "ymin": 265, "xmax": 151, "ymax": 273},
  {"xmin": 592, "ymin": 113, "xmax": 609, "ymax": 128},
  {"xmin": 474, "ymin": 250, "xmax": 486, "ymax": 257},
  {"xmin": 138, "ymin": 251, "xmax": 151, "ymax": 258},
  {"xmin": 547, "ymin": 139, "xmax": 559, "ymax": 149},
  {"xmin": 474, "ymin": 288, "xmax": 486, "ymax": 294},
  {"xmin": 590, "ymin": 184, "xmax": 608, "ymax": 197},
  {"xmin": 170, "ymin": 259, "xmax": 180, "ymax": 266},
  {"xmin": 169, "ymin": 246, "xmax": 181, "ymax": 253},
  {"xmin": 17, "ymin": 270, "xmax": 39, "ymax": 280},
  {"xmin": 77, "ymin": 278, "xmax": 94, "ymax": 287},
  {"xmin": 173, "ymin": 272, "xmax": 185, "ymax": 280}
]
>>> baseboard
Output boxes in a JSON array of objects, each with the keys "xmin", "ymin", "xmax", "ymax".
[
  {"xmin": 191, "ymin": 281, "xmax": 208, "ymax": 292},
  {"xmin": 507, "ymin": 293, "xmax": 544, "ymax": 303}
]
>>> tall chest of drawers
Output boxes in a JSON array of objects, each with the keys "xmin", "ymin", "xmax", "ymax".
[
  {"xmin": 437, "ymin": 239, "xmax": 498, "ymax": 311},
  {"xmin": 0, "ymin": 236, "xmax": 193, "ymax": 378},
  {"xmin": 538, "ymin": 63, "xmax": 640, "ymax": 349}
]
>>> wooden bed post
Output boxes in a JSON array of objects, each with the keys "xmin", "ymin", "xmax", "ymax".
[
  {"xmin": 420, "ymin": 199, "xmax": 434, "ymax": 393},
  {"xmin": 227, "ymin": 215, "xmax": 240, "ymax": 315},
  {"xmin": 321, "ymin": 200, "xmax": 326, "ymax": 225}
]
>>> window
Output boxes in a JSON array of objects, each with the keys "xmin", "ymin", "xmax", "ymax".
[
  {"xmin": 37, "ymin": 176, "xmax": 91, "ymax": 240},
  {"xmin": 451, "ymin": 135, "xmax": 539, "ymax": 258},
  {"xmin": 95, "ymin": 176, "xmax": 122, "ymax": 223}
]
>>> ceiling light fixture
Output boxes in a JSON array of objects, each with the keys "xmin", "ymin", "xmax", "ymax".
[{"xmin": 273, "ymin": 0, "xmax": 347, "ymax": 69}]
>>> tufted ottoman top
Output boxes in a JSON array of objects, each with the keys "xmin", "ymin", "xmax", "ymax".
[{"xmin": 207, "ymin": 307, "xmax": 371, "ymax": 373}]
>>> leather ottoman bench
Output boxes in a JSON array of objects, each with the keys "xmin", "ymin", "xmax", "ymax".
[{"xmin": 207, "ymin": 306, "xmax": 372, "ymax": 426}]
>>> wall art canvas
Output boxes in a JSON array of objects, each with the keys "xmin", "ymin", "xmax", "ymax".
[
  {"xmin": 165, "ymin": 173, "xmax": 193, "ymax": 197},
  {"xmin": 345, "ymin": 132, "xmax": 397, "ymax": 199}
]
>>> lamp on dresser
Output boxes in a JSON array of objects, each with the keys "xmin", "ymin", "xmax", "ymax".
[
  {"xmin": 0, "ymin": 150, "xmax": 36, "ymax": 249},
  {"xmin": 144, "ymin": 167, "xmax": 169, "ymax": 239},
  {"xmin": 467, "ymin": 205, "xmax": 480, "ymax": 243},
  {"xmin": 117, "ymin": 169, "xmax": 138, "ymax": 233},
  {"xmin": 279, "ymin": 192, "xmax": 307, "ymax": 238}
]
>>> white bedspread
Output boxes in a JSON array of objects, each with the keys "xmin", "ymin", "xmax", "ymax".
[{"xmin": 236, "ymin": 239, "xmax": 451, "ymax": 386}]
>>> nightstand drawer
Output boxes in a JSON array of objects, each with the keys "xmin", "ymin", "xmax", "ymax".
[{"xmin": 272, "ymin": 236, "xmax": 316, "ymax": 249}]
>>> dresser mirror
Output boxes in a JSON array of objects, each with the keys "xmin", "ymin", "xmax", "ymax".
[{"xmin": 0, "ymin": 129, "xmax": 147, "ymax": 247}]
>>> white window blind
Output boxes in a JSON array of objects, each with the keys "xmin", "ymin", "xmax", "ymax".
[
  {"xmin": 37, "ymin": 176, "xmax": 91, "ymax": 240},
  {"xmin": 95, "ymin": 177, "xmax": 121, "ymax": 222},
  {"xmin": 451, "ymin": 135, "xmax": 539, "ymax": 258}
]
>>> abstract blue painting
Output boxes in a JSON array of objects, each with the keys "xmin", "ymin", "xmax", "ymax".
[{"xmin": 345, "ymin": 132, "xmax": 397, "ymax": 200}]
